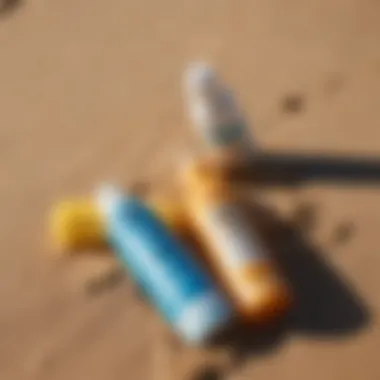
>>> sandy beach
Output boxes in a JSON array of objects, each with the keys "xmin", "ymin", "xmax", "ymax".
[{"xmin": 1, "ymin": 0, "xmax": 380, "ymax": 379}]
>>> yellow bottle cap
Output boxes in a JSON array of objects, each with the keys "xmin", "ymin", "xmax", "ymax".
[{"xmin": 49, "ymin": 199, "xmax": 106, "ymax": 253}]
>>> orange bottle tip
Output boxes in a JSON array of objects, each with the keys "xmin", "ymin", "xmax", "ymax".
[
  {"xmin": 239, "ymin": 284, "xmax": 293, "ymax": 323},
  {"xmin": 233, "ymin": 264, "xmax": 293, "ymax": 322}
]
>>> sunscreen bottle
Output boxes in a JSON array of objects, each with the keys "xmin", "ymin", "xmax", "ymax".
[
  {"xmin": 180, "ymin": 160, "xmax": 292, "ymax": 322},
  {"xmin": 96, "ymin": 184, "xmax": 233, "ymax": 345}
]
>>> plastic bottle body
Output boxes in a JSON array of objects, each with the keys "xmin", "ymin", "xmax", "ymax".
[
  {"xmin": 97, "ymin": 186, "xmax": 233, "ymax": 345},
  {"xmin": 184, "ymin": 63, "xmax": 255, "ymax": 155},
  {"xmin": 180, "ymin": 163, "xmax": 292, "ymax": 322}
]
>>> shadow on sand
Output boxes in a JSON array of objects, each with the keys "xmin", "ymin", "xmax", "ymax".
[
  {"xmin": 191, "ymin": 200, "xmax": 371, "ymax": 380},
  {"xmin": 227, "ymin": 150, "xmax": 380, "ymax": 187}
]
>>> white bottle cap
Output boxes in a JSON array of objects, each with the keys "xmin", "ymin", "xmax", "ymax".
[
  {"xmin": 184, "ymin": 62, "xmax": 220, "ymax": 99},
  {"xmin": 95, "ymin": 183, "xmax": 128, "ymax": 216}
]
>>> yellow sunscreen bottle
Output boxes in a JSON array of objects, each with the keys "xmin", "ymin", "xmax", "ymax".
[
  {"xmin": 179, "ymin": 159, "xmax": 292, "ymax": 323},
  {"xmin": 49, "ymin": 195, "xmax": 189, "ymax": 253}
]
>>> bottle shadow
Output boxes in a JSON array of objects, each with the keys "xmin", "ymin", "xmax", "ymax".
[
  {"xmin": 191, "ymin": 200, "xmax": 371, "ymax": 379},
  {"xmin": 226, "ymin": 150, "xmax": 380, "ymax": 187},
  {"xmin": 254, "ymin": 201, "xmax": 369, "ymax": 336}
]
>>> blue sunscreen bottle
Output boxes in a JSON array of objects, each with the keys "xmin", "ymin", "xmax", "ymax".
[{"xmin": 96, "ymin": 184, "xmax": 233, "ymax": 345}]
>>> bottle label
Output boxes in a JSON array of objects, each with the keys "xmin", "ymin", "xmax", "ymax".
[{"xmin": 202, "ymin": 203, "xmax": 266, "ymax": 268}]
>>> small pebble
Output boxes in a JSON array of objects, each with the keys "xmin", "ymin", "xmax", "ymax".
[
  {"xmin": 332, "ymin": 222, "xmax": 355, "ymax": 245},
  {"xmin": 291, "ymin": 202, "xmax": 318, "ymax": 233},
  {"xmin": 281, "ymin": 93, "xmax": 305, "ymax": 114},
  {"xmin": 85, "ymin": 268, "xmax": 125, "ymax": 296}
]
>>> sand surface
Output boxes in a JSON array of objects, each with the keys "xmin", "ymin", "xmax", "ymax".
[{"xmin": 1, "ymin": 0, "xmax": 380, "ymax": 379}]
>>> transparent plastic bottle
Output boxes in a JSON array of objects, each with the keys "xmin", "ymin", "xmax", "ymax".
[{"xmin": 183, "ymin": 62, "xmax": 255, "ymax": 156}]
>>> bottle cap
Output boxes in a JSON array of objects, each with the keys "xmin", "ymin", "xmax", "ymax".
[
  {"xmin": 95, "ymin": 183, "xmax": 126, "ymax": 216},
  {"xmin": 48, "ymin": 198, "xmax": 106, "ymax": 253},
  {"xmin": 184, "ymin": 62, "xmax": 220, "ymax": 99}
]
